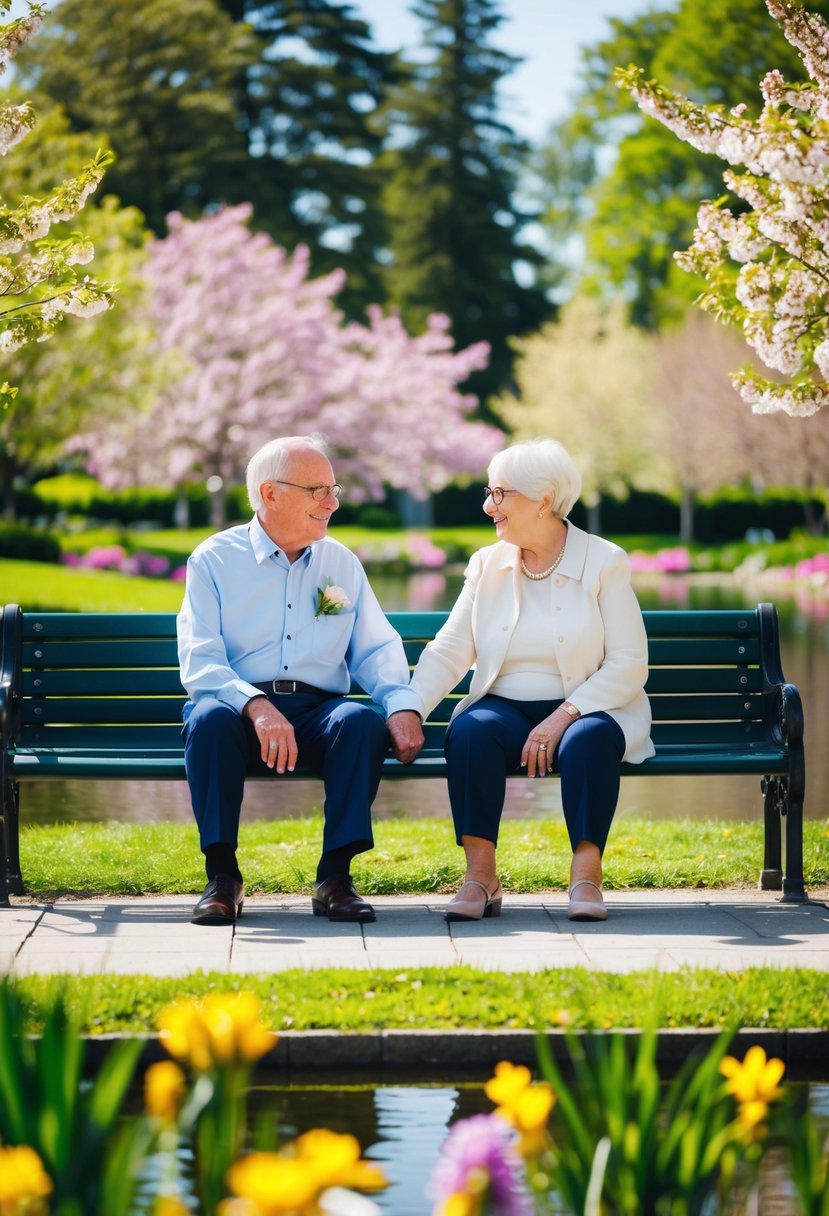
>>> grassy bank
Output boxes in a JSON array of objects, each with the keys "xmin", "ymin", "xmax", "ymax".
[
  {"xmin": 12, "ymin": 966, "xmax": 829, "ymax": 1035},
  {"xmin": 18, "ymin": 816, "xmax": 829, "ymax": 897}
]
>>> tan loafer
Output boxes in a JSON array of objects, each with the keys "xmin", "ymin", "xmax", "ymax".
[
  {"xmin": 444, "ymin": 879, "xmax": 504, "ymax": 922},
  {"xmin": 567, "ymin": 879, "xmax": 607, "ymax": 921}
]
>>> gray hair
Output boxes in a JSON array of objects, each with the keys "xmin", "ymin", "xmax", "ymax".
[
  {"xmin": 246, "ymin": 434, "xmax": 328, "ymax": 511},
  {"xmin": 488, "ymin": 438, "xmax": 582, "ymax": 519}
]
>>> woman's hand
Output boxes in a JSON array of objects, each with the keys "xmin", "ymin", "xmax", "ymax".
[{"xmin": 521, "ymin": 707, "xmax": 575, "ymax": 777}]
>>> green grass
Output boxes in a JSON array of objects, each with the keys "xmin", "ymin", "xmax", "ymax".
[
  {"xmin": 19, "ymin": 816, "xmax": 829, "ymax": 898},
  {"xmin": 0, "ymin": 558, "xmax": 185, "ymax": 611},
  {"xmin": 11, "ymin": 967, "xmax": 829, "ymax": 1035}
]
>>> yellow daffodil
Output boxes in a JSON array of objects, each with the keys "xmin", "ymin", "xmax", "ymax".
[
  {"xmin": 158, "ymin": 992, "xmax": 276, "ymax": 1071},
  {"xmin": 145, "ymin": 1060, "xmax": 187, "ymax": 1123},
  {"xmin": 0, "ymin": 1145, "xmax": 53, "ymax": 1215},
  {"xmin": 494, "ymin": 1083, "xmax": 555, "ymax": 1156},
  {"xmin": 223, "ymin": 1153, "xmax": 320, "ymax": 1214},
  {"xmin": 734, "ymin": 1099, "xmax": 771, "ymax": 1144},
  {"xmin": 153, "ymin": 1197, "xmax": 190, "ymax": 1216},
  {"xmin": 484, "ymin": 1061, "xmax": 533, "ymax": 1109},
  {"xmin": 293, "ymin": 1128, "xmax": 387, "ymax": 1192},
  {"xmin": 720, "ymin": 1046, "xmax": 785, "ymax": 1106},
  {"xmin": 435, "ymin": 1189, "xmax": 482, "ymax": 1216}
]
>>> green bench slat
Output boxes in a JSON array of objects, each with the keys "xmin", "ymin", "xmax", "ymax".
[{"xmin": 23, "ymin": 640, "xmax": 180, "ymax": 668}]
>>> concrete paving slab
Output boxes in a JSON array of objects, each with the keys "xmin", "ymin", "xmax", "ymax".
[{"xmin": 1, "ymin": 890, "xmax": 826, "ymax": 977}]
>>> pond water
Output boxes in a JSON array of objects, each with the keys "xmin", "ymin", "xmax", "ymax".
[
  {"xmin": 139, "ymin": 1078, "xmax": 829, "ymax": 1215},
  {"xmin": 19, "ymin": 571, "xmax": 829, "ymax": 828}
]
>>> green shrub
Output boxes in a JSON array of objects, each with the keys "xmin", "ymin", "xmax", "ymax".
[{"xmin": 0, "ymin": 522, "xmax": 61, "ymax": 562}]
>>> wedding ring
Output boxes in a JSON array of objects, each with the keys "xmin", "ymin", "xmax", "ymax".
[{"xmin": 538, "ymin": 744, "xmax": 547, "ymax": 751}]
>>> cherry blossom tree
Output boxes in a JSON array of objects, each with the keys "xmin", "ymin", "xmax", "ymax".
[
  {"xmin": 616, "ymin": 0, "xmax": 829, "ymax": 417},
  {"xmin": 0, "ymin": 0, "xmax": 113, "ymax": 412},
  {"xmin": 76, "ymin": 204, "xmax": 500, "ymax": 525},
  {"xmin": 493, "ymin": 295, "xmax": 657, "ymax": 532}
]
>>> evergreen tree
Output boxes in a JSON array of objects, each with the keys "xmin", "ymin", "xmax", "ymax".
[
  {"xmin": 380, "ymin": 0, "xmax": 548, "ymax": 404},
  {"xmin": 218, "ymin": 0, "xmax": 399, "ymax": 317},
  {"xmin": 14, "ymin": 0, "xmax": 257, "ymax": 234}
]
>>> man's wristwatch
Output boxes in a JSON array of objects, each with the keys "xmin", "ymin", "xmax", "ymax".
[{"xmin": 561, "ymin": 701, "xmax": 580, "ymax": 719}]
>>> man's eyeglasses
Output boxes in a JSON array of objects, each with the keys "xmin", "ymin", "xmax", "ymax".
[
  {"xmin": 484, "ymin": 486, "xmax": 519, "ymax": 507},
  {"xmin": 274, "ymin": 480, "xmax": 342, "ymax": 502}
]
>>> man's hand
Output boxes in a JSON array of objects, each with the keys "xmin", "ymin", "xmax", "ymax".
[
  {"xmin": 387, "ymin": 710, "xmax": 424, "ymax": 764},
  {"xmin": 244, "ymin": 696, "xmax": 298, "ymax": 773}
]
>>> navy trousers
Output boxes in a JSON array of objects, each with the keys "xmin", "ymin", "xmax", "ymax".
[
  {"xmin": 182, "ymin": 692, "xmax": 389, "ymax": 857},
  {"xmin": 444, "ymin": 695, "xmax": 626, "ymax": 853}
]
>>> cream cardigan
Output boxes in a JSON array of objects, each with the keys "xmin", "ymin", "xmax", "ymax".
[{"xmin": 409, "ymin": 524, "xmax": 655, "ymax": 764}]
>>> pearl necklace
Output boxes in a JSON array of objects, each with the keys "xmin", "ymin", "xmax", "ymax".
[{"xmin": 520, "ymin": 540, "xmax": 566, "ymax": 581}]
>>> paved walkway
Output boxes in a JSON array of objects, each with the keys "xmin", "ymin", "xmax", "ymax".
[{"xmin": 2, "ymin": 888, "xmax": 827, "ymax": 977}]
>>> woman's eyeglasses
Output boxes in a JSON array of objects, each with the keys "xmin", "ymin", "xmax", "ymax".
[
  {"xmin": 274, "ymin": 480, "xmax": 342, "ymax": 502},
  {"xmin": 483, "ymin": 486, "xmax": 519, "ymax": 507}
]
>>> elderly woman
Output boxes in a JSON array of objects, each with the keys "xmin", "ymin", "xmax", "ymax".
[{"xmin": 410, "ymin": 438, "xmax": 654, "ymax": 922}]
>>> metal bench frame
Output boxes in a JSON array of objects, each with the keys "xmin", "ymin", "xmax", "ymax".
[{"xmin": 0, "ymin": 602, "xmax": 807, "ymax": 906}]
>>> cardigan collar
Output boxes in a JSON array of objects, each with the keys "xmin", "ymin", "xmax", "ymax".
[{"xmin": 495, "ymin": 519, "xmax": 590, "ymax": 581}]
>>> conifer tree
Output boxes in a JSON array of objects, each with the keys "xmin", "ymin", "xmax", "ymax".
[
  {"xmin": 381, "ymin": 0, "xmax": 548, "ymax": 403},
  {"xmin": 218, "ymin": 0, "xmax": 399, "ymax": 317}
]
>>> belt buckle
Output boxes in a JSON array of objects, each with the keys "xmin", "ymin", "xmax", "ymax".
[{"xmin": 272, "ymin": 680, "xmax": 297, "ymax": 694}]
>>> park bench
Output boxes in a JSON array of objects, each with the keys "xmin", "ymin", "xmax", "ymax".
[{"xmin": 0, "ymin": 602, "xmax": 806, "ymax": 907}]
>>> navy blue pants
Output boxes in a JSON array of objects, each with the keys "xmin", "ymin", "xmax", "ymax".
[
  {"xmin": 444, "ymin": 696, "xmax": 626, "ymax": 853},
  {"xmin": 182, "ymin": 693, "xmax": 389, "ymax": 857}
]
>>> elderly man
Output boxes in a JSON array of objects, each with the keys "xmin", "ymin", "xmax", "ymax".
[{"xmin": 178, "ymin": 435, "xmax": 424, "ymax": 925}]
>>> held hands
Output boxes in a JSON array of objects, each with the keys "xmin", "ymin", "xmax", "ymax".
[
  {"xmin": 521, "ymin": 706, "xmax": 576, "ymax": 777},
  {"xmin": 244, "ymin": 696, "xmax": 298, "ymax": 773},
  {"xmin": 387, "ymin": 710, "xmax": 425, "ymax": 764}
]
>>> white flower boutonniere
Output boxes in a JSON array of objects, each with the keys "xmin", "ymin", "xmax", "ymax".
[{"xmin": 316, "ymin": 579, "xmax": 350, "ymax": 619}]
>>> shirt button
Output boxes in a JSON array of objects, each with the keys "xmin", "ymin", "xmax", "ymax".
[
  {"xmin": 502, "ymin": 625, "xmax": 509, "ymax": 631},
  {"xmin": 286, "ymin": 635, "xmax": 291, "ymax": 640},
  {"xmin": 558, "ymin": 635, "xmax": 564, "ymax": 643}
]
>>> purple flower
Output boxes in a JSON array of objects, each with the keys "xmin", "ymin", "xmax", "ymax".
[{"xmin": 428, "ymin": 1114, "xmax": 532, "ymax": 1216}]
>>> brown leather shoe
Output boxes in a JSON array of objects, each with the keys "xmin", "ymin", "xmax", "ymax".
[
  {"xmin": 191, "ymin": 875, "xmax": 244, "ymax": 925},
  {"xmin": 312, "ymin": 875, "xmax": 376, "ymax": 923}
]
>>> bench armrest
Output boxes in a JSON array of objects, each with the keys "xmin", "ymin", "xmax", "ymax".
[{"xmin": 0, "ymin": 603, "xmax": 22, "ymax": 745}]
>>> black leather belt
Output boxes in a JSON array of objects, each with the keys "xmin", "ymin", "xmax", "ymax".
[{"xmin": 255, "ymin": 679, "xmax": 331, "ymax": 696}]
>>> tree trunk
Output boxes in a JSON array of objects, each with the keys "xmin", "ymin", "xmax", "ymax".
[
  {"xmin": 1, "ymin": 450, "xmax": 17, "ymax": 521},
  {"xmin": 209, "ymin": 483, "xmax": 227, "ymax": 531},
  {"xmin": 679, "ymin": 488, "xmax": 695, "ymax": 545},
  {"xmin": 586, "ymin": 497, "xmax": 601, "ymax": 535},
  {"xmin": 173, "ymin": 493, "xmax": 190, "ymax": 530}
]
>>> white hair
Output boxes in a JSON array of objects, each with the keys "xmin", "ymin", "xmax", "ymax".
[
  {"xmin": 488, "ymin": 438, "xmax": 582, "ymax": 519},
  {"xmin": 246, "ymin": 434, "xmax": 328, "ymax": 511}
]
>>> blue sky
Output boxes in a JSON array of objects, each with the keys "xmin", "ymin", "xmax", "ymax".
[{"xmin": 354, "ymin": 0, "xmax": 654, "ymax": 140}]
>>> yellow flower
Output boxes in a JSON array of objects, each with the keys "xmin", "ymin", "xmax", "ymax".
[
  {"xmin": 734, "ymin": 1099, "xmax": 771, "ymax": 1144},
  {"xmin": 145, "ymin": 1061, "xmax": 187, "ymax": 1123},
  {"xmin": 0, "ymin": 1145, "xmax": 53, "ymax": 1215},
  {"xmin": 435, "ymin": 1189, "xmax": 482, "ymax": 1216},
  {"xmin": 495, "ymin": 1083, "xmax": 555, "ymax": 1156},
  {"xmin": 720, "ymin": 1046, "xmax": 785, "ymax": 1106},
  {"xmin": 293, "ymin": 1128, "xmax": 387, "ymax": 1192},
  {"xmin": 158, "ymin": 992, "xmax": 277, "ymax": 1071},
  {"xmin": 484, "ymin": 1061, "xmax": 532, "ymax": 1109},
  {"xmin": 223, "ymin": 1153, "xmax": 320, "ymax": 1215},
  {"xmin": 153, "ymin": 1198, "xmax": 190, "ymax": 1216}
]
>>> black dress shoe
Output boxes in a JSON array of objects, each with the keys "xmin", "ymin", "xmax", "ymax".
[
  {"xmin": 191, "ymin": 875, "xmax": 244, "ymax": 925},
  {"xmin": 311, "ymin": 875, "xmax": 375, "ymax": 923}
]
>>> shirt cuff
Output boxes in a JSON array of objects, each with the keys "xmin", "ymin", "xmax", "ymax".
[
  {"xmin": 223, "ymin": 682, "xmax": 268, "ymax": 715},
  {"xmin": 384, "ymin": 689, "xmax": 422, "ymax": 718}
]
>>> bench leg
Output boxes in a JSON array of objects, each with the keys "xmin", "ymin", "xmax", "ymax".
[
  {"xmin": 781, "ymin": 789, "xmax": 807, "ymax": 904},
  {"xmin": 1, "ymin": 772, "xmax": 24, "ymax": 905},
  {"xmin": 759, "ymin": 776, "xmax": 783, "ymax": 892}
]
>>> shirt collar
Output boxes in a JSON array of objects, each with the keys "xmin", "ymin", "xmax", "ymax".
[{"xmin": 249, "ymin": 515, "xmax": 317, "ymax": 566}]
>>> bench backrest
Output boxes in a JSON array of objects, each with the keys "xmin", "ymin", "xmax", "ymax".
[{"xmin": 3, "ymin": 605, "xmax": 787, "ymax": 756}]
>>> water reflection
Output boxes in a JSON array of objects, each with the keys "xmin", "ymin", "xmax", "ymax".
[
  {"xmin": 249, "ymin": 1080, "xmax": 828, "ymax": 1215},
  {"xmin": 19, "ymin": 573, "xmax": 829, "ymax": 826}
]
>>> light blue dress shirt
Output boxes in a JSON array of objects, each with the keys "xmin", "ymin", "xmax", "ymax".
[{"xmin": 177, "ymin": 515, "xmax": 420, "ymax": 718}]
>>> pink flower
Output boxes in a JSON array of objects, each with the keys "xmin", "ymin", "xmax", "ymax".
[{"xmin": 428, "ymin": 1114, "xmax": 531, "ymax": 1216}]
